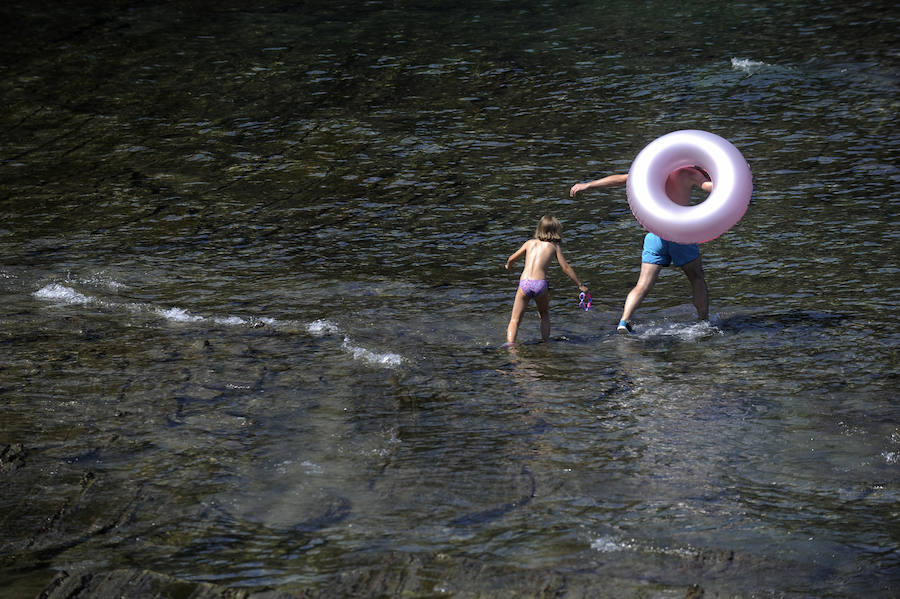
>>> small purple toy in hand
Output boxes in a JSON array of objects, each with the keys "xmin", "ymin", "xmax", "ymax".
[{"xmin": 579, "ymin": 291, "xmax": 592, "ymax": 311}]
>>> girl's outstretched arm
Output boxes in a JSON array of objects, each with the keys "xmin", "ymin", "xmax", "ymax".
[
  {"xmin": 505, "ymin": 242, "xmax": 528, "ymax": 270},
  {"xmin": 554, "ymin": 245, "xmax": 588, "ymax": 292}
]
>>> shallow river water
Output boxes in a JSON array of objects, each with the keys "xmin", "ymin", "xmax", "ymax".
[{"xmin": 1, "ymin": 1, "xmax": 898, "ymax": 597}]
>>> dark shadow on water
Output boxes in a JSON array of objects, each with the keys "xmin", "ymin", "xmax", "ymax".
[
  {"xmin": 206, "ymin": 493, "xmax": 352, "ymax": 535},
  {"xmin": 717, "ymin": 310, "xmax": 852, "ymax": 333},
  {"xmin": 165, "ymin": 494, "xmax": 353, "ymax": 576},
  {"xmin": 447, "ymin": 466, "xmax": 535, "ymax": 528}
]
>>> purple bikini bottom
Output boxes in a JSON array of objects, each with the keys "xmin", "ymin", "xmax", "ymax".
[{"xmin": 518, "ymin": 278, "xmax": 548, "ymax": 298}]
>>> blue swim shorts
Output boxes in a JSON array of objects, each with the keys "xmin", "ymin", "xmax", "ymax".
[{"xmin": 641, "ymin": 233, "xmax": 700, "ymax": 267}]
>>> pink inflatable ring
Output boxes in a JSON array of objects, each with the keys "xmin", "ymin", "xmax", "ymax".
[{"xmin": 626, "ymin": 130, "xmax": 752, "ymax": 244}]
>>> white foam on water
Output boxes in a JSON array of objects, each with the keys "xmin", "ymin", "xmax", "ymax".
[
  {"xmin": 369, "ymin": 427, "xmax": 403, "ymax": 458},
  {"xmin": 300, "ymin": 460, "xmax": 324, "ymax": 474},
  {"xmin": 214, "ymin": 315, "xmax": 247, "ymax": 325},
  {"xmin": 34, "ymin": 284, "xmax": 404, "ymax": 369},
  {"xmin": 731, "ymin": 57, "xmax": 768, "ymax": 73},
  {"xmin": 307, "ymin": 319, "xmax": 340, "ymax": 336},
  {"xmin": 637, "ymin": 319, "xmax": 723, "ymax": 342},
  {"xmin": 341, "ymin": 337, "xmax": 405, "ymax": 368},
  {"xmin": 33, "ymin": 284, "xmax": 92, "ymax": 305},
  {"xmin": 307, "ymin": 319, "xmax": 406, "ymax": 368},
  {"xmin": 591, "ymin": 535, "xmax": 693, "ymax": 558},
  {"xmin": 155, "ymin": 306, "xmax": 204, "ymax": 322},
  {"xmin": 590, "ymin": 536, "xmax": 628, "ymax": 553}
]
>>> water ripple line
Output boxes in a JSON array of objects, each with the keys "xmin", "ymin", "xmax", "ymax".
[{"xmin": 32, "ymin": 283, "xmax": 405, "ymax": 369}]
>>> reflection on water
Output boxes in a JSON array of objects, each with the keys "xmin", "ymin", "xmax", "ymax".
[{"xmin": 1, "ymin": 0, "xmax": 898, "ymax": 596}]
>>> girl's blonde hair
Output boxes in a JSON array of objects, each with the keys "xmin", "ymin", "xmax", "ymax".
[{"xmin": 535, "ymin": 215, "xmax": 562, "ymax": 243}]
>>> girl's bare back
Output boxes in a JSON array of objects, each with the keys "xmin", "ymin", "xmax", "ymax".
[{"xmin": 519, "ymin": 239, "xmax": 558, "ymax": 280}]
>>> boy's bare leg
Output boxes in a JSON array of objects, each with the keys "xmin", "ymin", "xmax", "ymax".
[
  {"xmin": 681, "ymin": 257, "xmax": 708, "ymax": 320},
  {"xmin": 620, "ymin": 262, "xmax": 662, "ymax": 323}
]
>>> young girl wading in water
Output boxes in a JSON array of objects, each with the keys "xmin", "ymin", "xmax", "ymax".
[{"xmin": 505, "ymin": 216, "xmax": 588, "ymax": 344}]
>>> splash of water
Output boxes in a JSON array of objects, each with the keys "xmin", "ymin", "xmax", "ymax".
[
  {"xmin": 730, "ymin": 57, "xmax": 768, "ymax": 73},
  {"xmin": 33, "ymin": 283, "xmax": 91, "ymax": 305}
]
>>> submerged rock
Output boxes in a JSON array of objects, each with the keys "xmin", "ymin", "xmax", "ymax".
[
  {"xmin": 38, "ymin": 568, "xmax": 296, "ymax": 599},
  {"xmin": 38, "ymin": 554, "xmax": 721, "ymax": 599},
  {"xmin": 0, "ymin": 443, "xmax": 26, "ymax": 474}
]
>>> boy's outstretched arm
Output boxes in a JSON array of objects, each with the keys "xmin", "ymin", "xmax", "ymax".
[{"xmin": 569, "ymin": 173, "xmax": 628, "ymax": 197}]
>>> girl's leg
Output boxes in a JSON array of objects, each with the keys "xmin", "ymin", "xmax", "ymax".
[
  {"xmin": 534, "ymin": 290, "xmax": 551, "ymax": 341},
  {"xmin": 506, "ymin": 290, "xmax": 530, "ymax": 344}
]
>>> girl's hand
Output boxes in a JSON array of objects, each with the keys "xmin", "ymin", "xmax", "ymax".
[{"xmin": 578, "ymin": 284, "xmax": 588, "ymax": 293}]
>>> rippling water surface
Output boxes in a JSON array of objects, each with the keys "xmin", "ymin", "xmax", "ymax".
[{"xmin": 1, "ymin": 1, "xmax": 897, "ymax": 596}]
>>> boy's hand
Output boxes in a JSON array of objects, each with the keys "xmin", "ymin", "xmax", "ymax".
[{"xmin": 569, "ymin": 182, "xmax": 589, "ymax": 197}]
